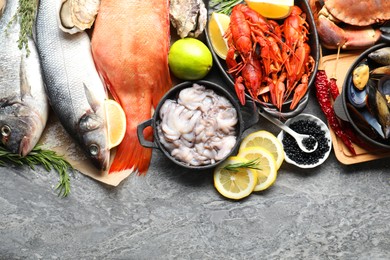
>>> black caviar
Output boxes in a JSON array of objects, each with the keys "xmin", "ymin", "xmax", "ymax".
[{"xmin": 282, "ymin": 119, "xmax": 330, "ymax": 165}]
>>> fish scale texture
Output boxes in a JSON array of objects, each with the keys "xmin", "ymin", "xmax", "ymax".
[
  {"xmin": 0, "ymin": 0, "xmax": 49, "ymax": 155},
  {"xmin": 91, "ymin": 0, "xmax": 172, "ymax": 174},
  {"xmin": 35, "ymin": 0, "xmax": 109, "ymax": 170}
]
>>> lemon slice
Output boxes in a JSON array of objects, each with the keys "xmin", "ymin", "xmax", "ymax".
[
  {"xmin": 240, "ymin": 130, "xmax": 284, "ymax": 169},
  {"xmin": 238, "ymin": 147, "xmax": 277, "ymax": 191},
  {"xmin": 245, "ymin": 0, "xmax": 294, "ymax": 19},
  {"xmin": 208, "ymin": 12, "xmax": 230, "ymax": 60},
  {"xmin": 214, "ymin": 156, "xmax": 258, "ymax": 200},
  {"xmin": 105, "ymin": 99, "xmax": 126, "ymax": 149}
]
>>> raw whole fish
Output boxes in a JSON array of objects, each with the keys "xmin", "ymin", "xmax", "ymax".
[
  {"xmin": 0, "ymin": 0, "xmax": 49, "ymax": 156},
  {"xmin": 91, "ymin": 0, "xmax": 172, "ymax": 174},
  {"xmin": 35, "ymin": 0, "xmax": 110, "ymax": 170}
]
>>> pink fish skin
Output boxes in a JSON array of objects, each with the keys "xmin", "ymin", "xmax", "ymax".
[{"xmin": 91, "ymin": 0, "xmax": 172, "ymax": 174}]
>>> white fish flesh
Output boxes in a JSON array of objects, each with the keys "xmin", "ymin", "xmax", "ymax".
[
  {"xmin": 0, "ymin": 0, "xmax": 49, "ymax": 156},
  {"xmin": 35, "ymin": 0, "xmax": 109, "ymax": 170}
]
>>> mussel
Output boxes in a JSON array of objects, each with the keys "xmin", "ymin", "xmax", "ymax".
[
  {"xmin": 368, "ymin": 47, "xmax": 390, "ymax": 66},
  {"xmin": 59, "ymin": 0, "xmax": 100, "ymax": 34},
  {"xmin": 348, "ymin": 79, "xmax": 367, "ymax": 108},
  {"xmin": 370, "ymin": 65, "xmax": 390, "ymax": 79},
  {"xmin": 378, "ymin": 75, "xmax": 390, "ymax": 105},
  {"xmin": 366, "ymin": 80, "xmax": 390, "ymax": 139},
  {"xmin": 352, "ymin": 59, "xmax": 369, "ymax": 90}
]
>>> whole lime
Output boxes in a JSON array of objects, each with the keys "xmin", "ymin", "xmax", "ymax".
[{"xmin": 168, "ymin": 38, "xmax": 213, "ymax": 80}]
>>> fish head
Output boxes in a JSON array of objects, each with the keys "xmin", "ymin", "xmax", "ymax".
[
  {"xmin": 0, "ymin": 101, "xmax": 42, "ymax": 156},
  {"xmin": 78, "ymin": 112, "xmax": 110, "ymax": 171}
]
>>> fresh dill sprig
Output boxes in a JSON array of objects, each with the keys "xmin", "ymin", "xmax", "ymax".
[
  {"xmin": 6, "ymin": 0, "xmax": 38, "ymax": 56},
  {"xmin": 0, "ymin": 146, "xmax": 73, "ymax": 197},
  {"xmin": 222, "ymin": 158, "xmax": 262, "ymax": 172},
  {"xmin": 209, "ymin": 0, "xmax": 243, "ymax": 15}
]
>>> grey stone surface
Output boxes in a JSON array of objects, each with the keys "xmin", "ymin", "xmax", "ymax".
[{"xmin": 1, "ymin": 66, "xmax": 390, "ymax": 260}]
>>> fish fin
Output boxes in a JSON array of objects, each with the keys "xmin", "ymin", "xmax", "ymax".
[
  {"xmin": 108, "ymin": 124, "xmax": 153, "ymax": 175},
  {"xmin": 108, "ymin": 92, "xmax": 153, "ymax": 175},
  {"xmin": 19, "ymin": 55, "xmax": 31, "ymax": 101},
  {"xmin": 83, "ymin": 83, "xmax": 102, "ymax": 113}
]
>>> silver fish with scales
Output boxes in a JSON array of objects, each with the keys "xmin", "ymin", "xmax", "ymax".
[
  {"xmin": 35, "ymin": 0, "xmax": 109, "ymax": 170},
  {"xmin": 0, "ymin": 0, "xmax": 49, "ymax": 156}
]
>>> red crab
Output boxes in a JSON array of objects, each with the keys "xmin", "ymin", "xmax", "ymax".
[{"xmin": 309, "ymin": 0, "xmax": 390, "ymax": 49}]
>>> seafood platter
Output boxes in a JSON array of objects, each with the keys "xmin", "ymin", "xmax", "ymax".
[
  {"xmin": 1, "ymin": 0, "xmax": 390, "ymax": 198},
  {"xmin": 205, "ymin": 0, "xmax": 320, "ymax": 118}
]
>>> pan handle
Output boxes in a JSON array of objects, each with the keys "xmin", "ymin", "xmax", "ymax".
[
  {"xmin": 240, "ymin": 99, "xmax": 259, "ymax": 130},
  {"xmin": 137, "ymin": 119, "xmax": 159, "ymax": 149}
]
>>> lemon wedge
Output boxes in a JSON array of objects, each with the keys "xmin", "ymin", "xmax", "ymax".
[
  {"xmin": 105, "ymin": 99, "xmax": 126, "ymax": 149},
  {"xmin": 245, "ymin": 0, "xmax": 294, "ymax": 19},
  {"xmin": 238, "ymin": 147, "xmax": 277, "ymax": 191},
  {"xmin": 214, "ymin": 156, "xmax": 258, "ymax": 200},
  {"xmin": 208, "ymin": 12, "xmax": 230, "ymax": 60},
  {"xmin": 240, "ymin": 130, "xmax": 284, "ymax": 169}
]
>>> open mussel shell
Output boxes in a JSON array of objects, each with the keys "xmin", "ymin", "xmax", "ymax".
[
  {"xmin": 347, "ymin": 79, "xmax": 367, "ymax": 108},
  {"xmin": 346, "ymin": 103, "xmax": 382, "ymax": 140},
  {"xmin": 378, "ymin": 75, "xmax": 390, "ymax": 104},
  {"xmin": 370, "ymin": 65, "xmax": 390, "ymax": 79},
  {"xmin": 352, "ymin": 59, "xmax": 369, "ymax": 90},
  {"xmin": 366, "ymin": 81, "xmax": 390, "ymax": 139}
]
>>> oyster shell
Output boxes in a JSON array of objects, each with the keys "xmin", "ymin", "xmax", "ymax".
[
  {"xmin": 59, "ymin": 0, "xmax": 100, "ymax": 34},
  {"xmin": 170, "ymin": 0, "xmax": 207, "ymax": 38}
]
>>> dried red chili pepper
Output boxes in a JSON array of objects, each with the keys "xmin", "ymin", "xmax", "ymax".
[
  {"xmin": 315, "ymin": 70, "xmax": 357, "ymax": 155},
  {"xmin": 328, "ymin": 76, "xmax": 369, "ymax": 149},
  {"xmin": 329, "ymin": 78, "xmax": 339, "ymax": 100}
]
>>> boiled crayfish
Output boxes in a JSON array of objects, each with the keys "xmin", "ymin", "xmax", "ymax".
[{"xmin": 224, "ymin": 4, "xmax": 315, "ymax": 111}]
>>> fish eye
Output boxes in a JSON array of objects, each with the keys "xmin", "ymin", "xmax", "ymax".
[
  {"xmin": 89, "ymin": 144, "xmax": 100, "ymax": 156},
  {"xmin": 1, "ymin": 125, "xmax": 11, "ymax": 137}
]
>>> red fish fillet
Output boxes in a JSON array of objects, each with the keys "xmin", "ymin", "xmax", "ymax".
[{"xmin": 91, "ymin": 0, "xmax": 172, "ymax": 174}]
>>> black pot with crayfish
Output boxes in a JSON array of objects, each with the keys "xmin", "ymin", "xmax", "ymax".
[
  {"xmin": 137, "ymin": 80, "xmax": 259, "ymax": 170},
  {"xmin": 205, "ymin": 0, "xmax": 320, "ymax": 118},
  {"xmin": 335, "ymin": 42, "xmax": 390, "ymax": 150}
]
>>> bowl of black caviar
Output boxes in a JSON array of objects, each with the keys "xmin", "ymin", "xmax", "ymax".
[{"xmin": 277, "ymin": 113, "xmax": 332, "ymax": 168}]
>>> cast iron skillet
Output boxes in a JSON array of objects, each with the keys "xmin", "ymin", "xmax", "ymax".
[
  {"xmin": 137, "ymin": 80, "xmax": 259, "ymax": 170},
  {"xmin": 204, "ymin": 0, "xmax": 320, "ymax": 119},
  {"xmin": 335, "ymin": 42, "xmax": 390, "ymax": 150}
]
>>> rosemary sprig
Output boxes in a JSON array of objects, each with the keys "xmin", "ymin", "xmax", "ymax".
[
  {"xmin": 223, "ymin": 158, "xmax": 262, "ymax": 172},
  {"xmin": 209, "ymin": 0, "xmax": 244, "ymax": 15},
  {"xmin": 0, "ymin": 146, "xmax": 73, "ymax": 197},
  {"xmin": 6, "ymin": 0, "xmax": 38, "ymax": 56}
]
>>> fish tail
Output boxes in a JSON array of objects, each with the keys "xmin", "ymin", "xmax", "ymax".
[{"xmin": 109, "ymin": 124, "xmax": 152, "ymax": 174}]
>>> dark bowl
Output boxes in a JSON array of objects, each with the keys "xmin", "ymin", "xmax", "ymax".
[
  {"xmin": 205, "ymin": 0, "xmax": 320, "ymax": 118},
  {"xmin": 137, "ymin": 80, "xmax": 258, "ymax": 170},
  {"xmin": 339, "ymin": 42, "xmax": 390, "ymax": 150}
]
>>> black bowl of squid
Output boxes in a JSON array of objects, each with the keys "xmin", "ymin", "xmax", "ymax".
[
  {"xmin": 205, "ymin": 0, "xmax": 320, "ymax": 118},
  {"xmin": 137, "ymin": 80, "xmax": 258, "ymax": 170},
  {"xmin": 337, "ymin": 42, "xmax": 390, "ymax": 150}
]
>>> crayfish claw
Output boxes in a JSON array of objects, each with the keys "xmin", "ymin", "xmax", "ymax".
[{"xmin": 234, "ymin": 77, "xmax": 246, "ymax": 105}]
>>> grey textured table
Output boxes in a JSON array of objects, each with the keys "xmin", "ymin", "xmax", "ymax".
[{"xmin": 1, "ymin": 64, "xmax": 390, "ymax": 259}]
